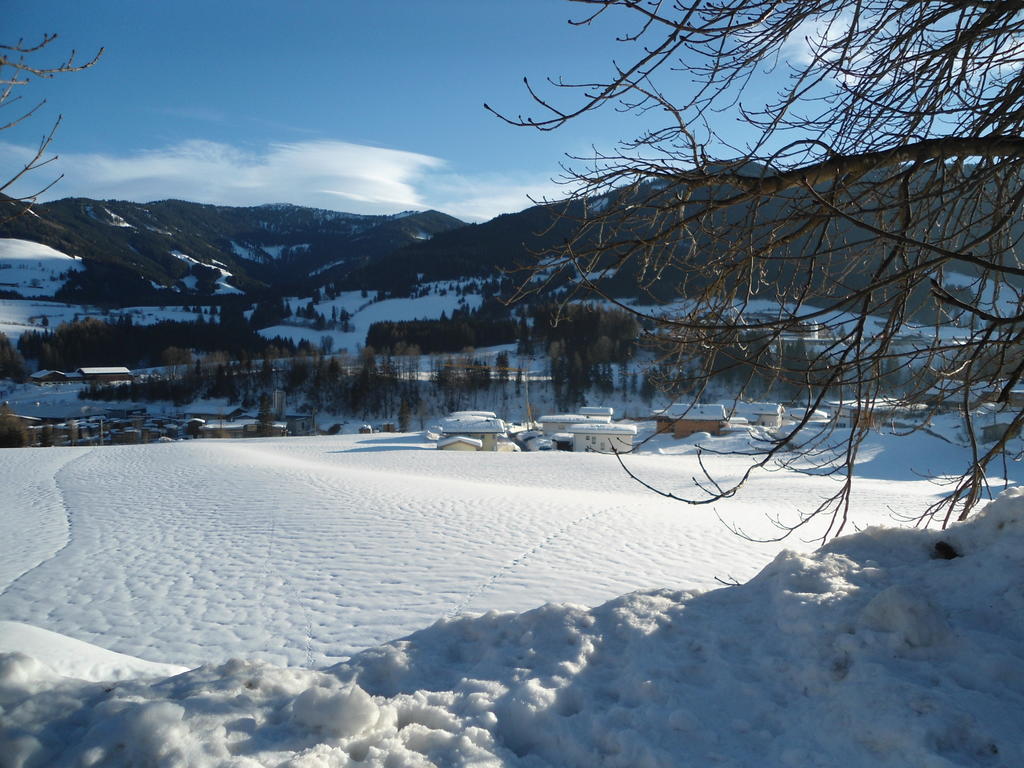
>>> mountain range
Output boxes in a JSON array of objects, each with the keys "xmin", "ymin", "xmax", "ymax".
[
  {"xmin": 1, "ymin": 186, "xmax": 694, "ymax": 317},
  {"xmin": 0, "ymin": 196, "xmax": 487, "ymax": 303}
]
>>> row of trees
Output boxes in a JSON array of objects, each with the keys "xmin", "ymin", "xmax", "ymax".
[{"xmin": 17, "ymin": 315, "xmax": 303, "ymax": 372}]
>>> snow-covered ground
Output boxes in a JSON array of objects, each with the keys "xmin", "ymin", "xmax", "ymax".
[
  {"xmin": 0, "ymin": 299, "xmax": 208, "ymax": 344},
  {"xmin": 1, "ymin": 430, "xmax": 1022, "ymax": 766},
  {"xmin": 261, "ymin": 287, "xmax": 484, "ymax": 353},
  {"xmin": 0, "ymin": 239, "xmax": 84, "ymax": 299}
]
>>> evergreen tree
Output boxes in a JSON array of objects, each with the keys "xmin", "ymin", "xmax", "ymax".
[
  {"xmin": 257, "ymin": 394, "xmax": 274, "ymax": 437},
  {"xmin": 398, "ymin": 398, "xmax": 411, "ymax": 432},
  {"xmin": 0, "ymin": 332, "xmax": 27, "ymax": 380},
  {"xmin": 0, "ymin": 403, "xmax": 29, "ymax": 448}
]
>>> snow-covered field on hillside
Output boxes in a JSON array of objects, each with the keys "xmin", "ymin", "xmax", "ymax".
[
  {"xmin": 0, "ymin": 239, "xmax": 84, "ymax": 299},
  {"xmin": 0, "ymin": 298, "xmax": 208, "ymax": 344},
  {"xmin": 1, "ymin": 431, "xmax": 1022, "ymax": 766}
]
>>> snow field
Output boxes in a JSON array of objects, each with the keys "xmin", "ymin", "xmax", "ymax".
[
  {"xmin": 0, "ymin": 239, "xmax": 84, "ymax": 299},
  {"xmin": 2, "ymin": 486, "xmax": 1022, "ymax": 767},
  {"xmin": 260, "ymin": 288, "xmax": 484, "ymax": 352},
  {"xmin": 0, "ymin": 431, "xmax": 976, "ymax": 672}
]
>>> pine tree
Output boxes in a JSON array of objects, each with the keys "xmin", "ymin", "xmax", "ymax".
[
  {"xmin": 398, "ymin": 398, "xmax": 411, "ymax": 432},
  {"xmin": 0, "ymin": 403, "xmax": 29, "ymax": 448},
  {"xmin": 257, "ymin": 394, "xmax": 274, "ymax": 437}
]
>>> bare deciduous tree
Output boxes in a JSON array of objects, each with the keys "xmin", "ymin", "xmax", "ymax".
[
  {"xmin": 494, "ymin": 0, "xmax": 1024, "ymax": 537},
  {"xmin": 1, "ymin": 33, "xmax": 102, "ymax": 221}
]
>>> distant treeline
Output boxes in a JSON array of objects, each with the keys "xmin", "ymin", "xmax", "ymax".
[
  {"xmin": 366, "ymin": 313, "xmax": 518, "ymax": 354},
  {"xmin": 364, "ymin": 301, "xmax": 643, "ymax": 360},
  {"xmin": 18, "ymin": 314, "xmax": 300, "ymax": 371}
]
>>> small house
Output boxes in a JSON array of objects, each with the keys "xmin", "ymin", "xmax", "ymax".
[
  {"xmin": 537, "ymin": 413, "xmax": 593, "ymax": 435},
  {"xmin": 437, "ymin": 435, "xmax": 483, "ymax": 451},
  {"xmin": 29, "ymin": 370, "xmax": 67, "ymax": 385},
  {"xmin": 439, "ymin": 414, "xmax": 507, "ymax": 451},
  {"xmin": 732, "ymin": 402, "xmax": 785, "ymax": 429},
  {"xmin": 568, "ymin": 422, "xmax": 637, "ymax": 453},
  {"xmin": 285, "ymin": 413, "xmax": 316, "ymax": 436},
  {"xmin": 654, "ymin": 404, "xmax": 728, "ymax": 438}
]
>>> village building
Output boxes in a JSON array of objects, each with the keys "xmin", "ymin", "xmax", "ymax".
[
  {"xmin": 438, "ymin": 414, "xmax": 507, "ymax": 451},
  {"xmin": 577, "ymin": 406, "xmax": 614, "ymax": 422},
  {"xmin": 537, "ymin": 413, "xmax": 592, "ymax": 435},
  {"xmin": 786, "ymin": 407, "xmax": 831, "ymax": 426},
  {"xmin": 29, "ymin": 370, "xmax": 67, "ymax": 385},
  {"xmin": 284, "ymin": 413, "xmax": 316, "ymax": 436},
  {"xmin": 829, "ymin": 399, "xmax": 928, "ymax": 429},
  {"xmin": 730, "ymin": 402, "xmax": 785, "ymax": 429},
  {"xmin": 76, "ymin": 367, "xmax": 134, "ymax": 384},
  {"xmin": 567, "ymin": 422, "xmax": 637, "ymax": 453},
  {"xmin": 199, "ymin": 419, "xmax": 288, "ymax": 439},
  {"xmin": 186, "ymin": 406, "xmax": 247, "ymax": 423},
  {"xmin": 437, "ymin": 435, "xmax": 484, "ymax": 451},
  {"xmin": 654, "ymin": 404, "xmax": 728, "ymax": 438}
]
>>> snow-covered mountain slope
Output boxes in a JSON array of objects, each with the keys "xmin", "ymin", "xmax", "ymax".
[
  {"xmin": 0, "ymin": 199, "xmax": 467, "ymax": 303},
  {"xmin": 0, "ymin": 433, "xmax": 1020, "ymax": 767},
  {"xmin": 0, "ymin": 239, "xmax": 84, "ymax": 298}
]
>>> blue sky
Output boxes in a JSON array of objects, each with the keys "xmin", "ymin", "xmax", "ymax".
[{"xmin": 4, "ymin": 1, "xmax": 671, "ymax": 221}]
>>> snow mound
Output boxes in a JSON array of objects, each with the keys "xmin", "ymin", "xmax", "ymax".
[
  {"xmin": 0, "ymin": 622, "xmax": 189, "ymax": 683},
  {"xmin": 4, "ymin": 491, "xmax": 1024, "ymax": 767}
]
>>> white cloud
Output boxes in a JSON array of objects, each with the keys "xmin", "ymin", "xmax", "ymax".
[{"xmin": 0, "ymin": 138, "xmax": 562, "ymax": 222}]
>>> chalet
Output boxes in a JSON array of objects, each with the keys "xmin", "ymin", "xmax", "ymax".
[
  {"xmin": 568, "ymin": 422, "xmax": 637, "ymax": 453},
  {"xmin": 439, "ymin": 414, "xmax": 507, "ymax": 451},
  {"xmin": 29, "ymin": 370, "xmax": 67, "ymax": 385},
  {"xmin": 654, "ymin": 404, "xmax": 728, "ymax": 438},
  {"xmin": 76, "ymin": 367, "xmax": 134, "ymax": 384}
]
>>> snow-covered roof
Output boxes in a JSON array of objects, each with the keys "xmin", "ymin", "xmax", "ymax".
[
  {"xmin": 567, "ymin": 422, "xmax": 638, "ymax": 435},
  {"xmin": 744, "ymin": 402, "xmax": 784, "ymax": 416},
  {"xmin": 538, "ymin": 414, "xmax": 592, "ymax": 424},
  {"xmin": 29, "ymin": 369, "xmax": 64, "ymax": 379},
  {"xmin": 437, "ymin": 435, "xmax": 483, "ymax": 449},
  {"xmin": 578, "ymin": 406, "xmax": 614, "ymax": 417},
  {"xmin": 788, "ymin": 407, "xmax": 830, "ymax": 421},
  {"xmin": 448, "ymin": 410, "xmax": 497, "ymax": 419},
  {"xmin": 440, "ymin": 416, "xmax": 506, "ymax": 434},
  {"xmin": 655, "ymin": 404, "xmax": 728, "ymax": 420},
  {"xmin": 77, "ymin": 367, "xmax": 132, "ymax": 376}
]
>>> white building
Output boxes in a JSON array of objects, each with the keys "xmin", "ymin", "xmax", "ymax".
[
  {"xmin": 538, "ymin": 406, "xmax": 615, "ymax": 435},
  {"xmin": 728, "ymin": 401, "xmax": 785, "ymax": 429},
  {"xmin": 567, "ymin": 422, "xmax": 638, "ymax": 453}
]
